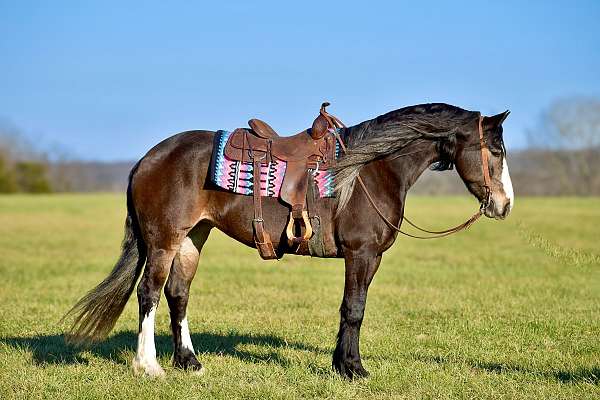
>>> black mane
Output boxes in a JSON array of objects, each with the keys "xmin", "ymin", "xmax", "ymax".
[{"xmin": 334, "ymin": 103, "xmax": 479, "ymax": 211}]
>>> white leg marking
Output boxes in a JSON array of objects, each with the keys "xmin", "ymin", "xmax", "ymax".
[
  {"xmin": 180, "ymin": 315, "xmax": 205, "ymax": 376},
  {"xmin": 501, "ymin": 157, "xmax": 514, "ymax": 210},
  {"xmin": 132, "ymin": 306, "xmax": 165, "ymax": 377},
  {"xmin": 180, "ymin": 316, "xmax": 195, "ymax": 353},
  {"xmin": 138, "ymin": 307, "xmax": 157, "ymax": 360}
]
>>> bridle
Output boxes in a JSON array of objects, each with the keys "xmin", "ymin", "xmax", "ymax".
[
  {"xmin": 476, "ymin": 114, "xmax": 493, "ymax": 212},
  {"xmin": 320, "ymin": 105, "xmax": 493, "ymax": 239}
]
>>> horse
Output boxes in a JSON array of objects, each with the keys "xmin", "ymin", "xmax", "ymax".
[{"xmin": 65, "ymin": 103, "xmax": 514, "ymax": 379}]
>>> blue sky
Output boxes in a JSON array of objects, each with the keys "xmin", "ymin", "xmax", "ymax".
[{"xmin": 1, "ymin": 1, "xmax": 599, "ymax": 161}]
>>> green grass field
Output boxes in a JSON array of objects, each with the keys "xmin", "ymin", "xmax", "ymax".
[{"xmin": 0, "ymin": 194, "xmax": 598, "ymax": 399}]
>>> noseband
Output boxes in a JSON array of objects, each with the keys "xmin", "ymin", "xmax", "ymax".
[{"xmin": 324, "ymin": 109, "xmax": 492, "ymax": 239}]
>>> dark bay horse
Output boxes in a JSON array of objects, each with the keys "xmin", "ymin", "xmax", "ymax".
[{"xmin": 66, "ymin": 103, "xmax": 514, "ymax": 378}]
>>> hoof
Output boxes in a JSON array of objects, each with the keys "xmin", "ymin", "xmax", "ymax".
[
  {"xmin": 350, "ymin": 365, "xmax": 370, "ymax": 379},
  {"xmin": 132, "ymin": 357, "xmax": 166, "ymax": 378},
  {"xmin": 333, "ymin": 359, "xmax": 370, "ymax": 380},
  {"xmin": 173, "ymin": 350, "xmax": 204, "ymax": 375}
]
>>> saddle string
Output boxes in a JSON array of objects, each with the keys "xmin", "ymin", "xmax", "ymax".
[{"xmin": 321, "ymin": 105, "xmax": 490, "ymax": 239}]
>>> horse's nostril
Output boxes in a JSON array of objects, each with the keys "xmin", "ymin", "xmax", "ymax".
[{"xmin": 501, "ymin": 202, "xmax": 510, "ymax": 218}]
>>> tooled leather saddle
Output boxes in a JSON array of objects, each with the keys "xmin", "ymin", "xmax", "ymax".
[{"xmin": 223, "ymin": 102, "xmax": 343, "ymax": 259}]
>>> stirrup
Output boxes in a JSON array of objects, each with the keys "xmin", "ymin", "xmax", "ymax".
[{"xmin": 285, "ymin": 210, "xmax": 313, "ymax": 246}]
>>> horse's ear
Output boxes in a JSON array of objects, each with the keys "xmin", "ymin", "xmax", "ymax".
[{"xmin": 483, "ymin": 110, "xmax": 510, "ymax": 128}]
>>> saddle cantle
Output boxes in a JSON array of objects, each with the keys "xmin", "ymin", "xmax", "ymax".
[
  {"xmin": 248, "ymin": 119, "xmax": 279, "ymax": 139},
  {"xmin": 222, "ymin": 102, "xmax": 343, "ymax": 259}
]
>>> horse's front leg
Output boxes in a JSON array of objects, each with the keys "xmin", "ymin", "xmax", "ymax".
[{"xmin": 333, "ymin": 251, "xmax": 382, "ymax": 379}]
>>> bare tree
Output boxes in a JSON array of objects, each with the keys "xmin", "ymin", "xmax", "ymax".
[
  {"xmin": 544, "ymin": 97, "xmax": 600, "ymax": 149},
  {"xmin": 525, "ymin": 96, "xmax": 600, "ymax": 195}
]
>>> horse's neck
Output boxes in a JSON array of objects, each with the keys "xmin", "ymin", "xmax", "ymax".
[
  {"xmin": 347, "ymin": 140, "xmax": 439, "ymax": 234},
  {"xmin": 395, "ymin": 141, "xmax": 440, "ymax": 190},
  {"xmin": 360, "ymin": 140, "xmax": 439, "ymax": 197}
]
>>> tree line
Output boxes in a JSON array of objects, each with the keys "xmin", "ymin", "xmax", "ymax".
[{"xmin": 1, "ymin": 96, "xmax": 599, "ymax": 195}]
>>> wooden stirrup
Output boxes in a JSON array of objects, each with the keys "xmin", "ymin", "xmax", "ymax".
[{"xmin": 285, "ymin": 210, "xmax": 313, "ymax": 246}]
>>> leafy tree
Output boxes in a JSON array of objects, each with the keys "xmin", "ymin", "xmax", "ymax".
[
  {"xmin": 0, "ymin": 155, "xmax": 17, "ymax": 193},
  {"xmin": 14, "ymin": 161, "xmax": 52, "ymax": 193}
]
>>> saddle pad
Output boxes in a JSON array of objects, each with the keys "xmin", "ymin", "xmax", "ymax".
[{"xmin": 210, "ymin": 130, "xmax": 338, "ymax": 198}]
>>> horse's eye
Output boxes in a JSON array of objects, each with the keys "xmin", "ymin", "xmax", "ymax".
[
  {"xmin": 490, "ymin": 148, "xmax": 503, "ymax": 157},
  {"xmin": 490, "ymin": 137, "xmax": 505, "ymax": 156}
]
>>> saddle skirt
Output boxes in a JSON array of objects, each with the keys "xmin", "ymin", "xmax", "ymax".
[{"xmin": 210, "ymin": 129, "xmax": 339, "ymax": 198}]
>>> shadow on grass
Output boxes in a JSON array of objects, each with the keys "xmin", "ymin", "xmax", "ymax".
[
  {"xmin": 414, "ymin": 354, "xmax": 599, "ymax": 385},
  {"xmin": 0, "ymin": 330, "xmax": 329, "ymax": 369}
]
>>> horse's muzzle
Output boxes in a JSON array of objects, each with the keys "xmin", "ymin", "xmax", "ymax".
[{"xmin": 484, "ymin": 198, "xmax": 511, "ymax": 220}]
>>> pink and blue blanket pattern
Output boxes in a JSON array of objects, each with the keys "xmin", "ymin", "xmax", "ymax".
[{"xmin": 210, "ymin": 130, "xmax": 338, "ymax": 198}]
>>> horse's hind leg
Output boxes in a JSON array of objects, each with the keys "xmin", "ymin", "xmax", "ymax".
[
  {"xmin": 132, "ymin": 246, "xmax": 178, "ymax": 377},
  {"xmin": 164, "ymin": 224, "xmax": 211, "ymax": 374}
]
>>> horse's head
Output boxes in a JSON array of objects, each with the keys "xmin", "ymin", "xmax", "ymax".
[{"xmin": 454, "ymin": 111, "xmax": 514, "ymax": 219}]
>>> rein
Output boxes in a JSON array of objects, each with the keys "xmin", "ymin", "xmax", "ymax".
[{"xmin": 320, "ymin": 104, "xmax": 492, "ymax": 239}]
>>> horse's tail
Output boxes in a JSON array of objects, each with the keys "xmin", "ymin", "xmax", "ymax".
[{"xmin": 64, "ymin": 162, "xmax": 146, "ymax": 345}]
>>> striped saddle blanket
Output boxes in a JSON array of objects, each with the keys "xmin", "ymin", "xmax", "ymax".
[{"xmin": 210, "ymin": 130, "xmax": 338, "ymax": 198}]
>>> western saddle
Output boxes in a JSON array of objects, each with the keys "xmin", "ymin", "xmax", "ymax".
[{"xmin": 223, "ymin": 102, "xmax": 344, "ymax": 259}]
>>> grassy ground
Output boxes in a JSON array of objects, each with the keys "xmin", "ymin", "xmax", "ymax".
[{"xmin": 0, "ymin": 194, "xmax": 598, "ymax": 399}]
